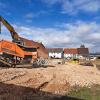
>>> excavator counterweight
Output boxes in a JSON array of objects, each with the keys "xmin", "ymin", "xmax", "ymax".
[
  {"xmin": 0, "ymin": 40, "xmax": 24, "ymax": 58},
  {"xmin": 0, "ymin": 40, "xmax": 25, "ymax": 67}
]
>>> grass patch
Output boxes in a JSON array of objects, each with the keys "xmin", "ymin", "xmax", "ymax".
[{"xmin": 67, "ymin": 85, "xmax": 100, "ymax": 100}]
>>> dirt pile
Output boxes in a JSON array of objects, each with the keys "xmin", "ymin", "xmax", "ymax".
[{"xmin": 41, "ymin": 79, "xmax": 70, "ymax": 95}]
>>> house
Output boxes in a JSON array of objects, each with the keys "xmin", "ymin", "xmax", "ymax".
[
  {"xmin": 77, "ymin": 45, "xmax": 89, "ymax": 59},
  {"xmin": 47, "ymin": 45, "xmax": 89, "ymax": 59},
  {"xmin": 64, "ymin": 45, "xmax": 89, "ymax": 59},
  {"xmin": 64, "ymin": 48, "xmax": 78, "ymax": 59},
  {"xmin": 47, "ymin": 48, "xmax": 63, "ymax": 58}
]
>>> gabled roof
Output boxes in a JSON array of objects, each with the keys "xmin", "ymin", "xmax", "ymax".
[
  {"xmin": 47, "ymin": 48, "xmax": 63, "ymax": 53},
  {"xmin": 64, "ymin": 48, "xmax": 78, "ymax": 54}
]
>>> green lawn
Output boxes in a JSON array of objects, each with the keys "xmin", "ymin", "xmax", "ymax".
[{"xmin": 67, "ymin": 85, "xmax": 100, "ymax": 100}]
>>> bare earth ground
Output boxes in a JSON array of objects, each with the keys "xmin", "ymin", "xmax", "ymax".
[{"xmin": 0, "ymin": 64, "xmax": 100, "ymax": 100}]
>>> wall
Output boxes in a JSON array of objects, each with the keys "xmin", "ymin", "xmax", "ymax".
[{"xmin": 49, "ymin": 52, "xmax": 62, "ymax": 58}]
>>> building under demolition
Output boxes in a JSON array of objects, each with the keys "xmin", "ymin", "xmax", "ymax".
[{"xmin": 19, "ymin": 38, "xmax": 48, "ymax": 59}]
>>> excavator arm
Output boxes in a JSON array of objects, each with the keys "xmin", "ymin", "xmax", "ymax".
[{"xmin": 0, "ymin": 16, "xmax": 19, "ymax": 40}]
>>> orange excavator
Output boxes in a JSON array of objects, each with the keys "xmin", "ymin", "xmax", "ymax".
[{"xmin": 0, "ymin": 16, "xmax": 38, "ymax": 67}]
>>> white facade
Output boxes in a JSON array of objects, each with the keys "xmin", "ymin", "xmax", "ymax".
[
  {"xmin": 49, "ymin": 52, "xmax": 62, "ymax": 58},
  {"xmin": 64, "ymin": 54, "xmax": 79, "ymax": 59},
  {"xmin": 64, "ymin": 54, "xmax": 73, "ymax": 58}
]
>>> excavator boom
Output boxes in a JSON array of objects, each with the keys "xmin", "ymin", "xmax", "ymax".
[{"xmin": 0, "ymin": 16, "xmax": 19, "ymax": 40}]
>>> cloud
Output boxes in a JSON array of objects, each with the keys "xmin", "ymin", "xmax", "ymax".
[
  {"xmin": 78, "ymin": 0, "xmax": 100, "ymax": 12},
  {"xmin": 87, "ymin": 33, "xmax": 100, "ymax": 40},
  {"xmin": 63, "ymin": 0, "xmax": 100, "ymax": 14},
  {"xmin": 41, "ymin": 0, "xmax": 100, "ymax": 14},
  {"xmin": 12, "ymin": 21, "xmax": 100, "ymax": 52},
  {"xmin": 25, "ymin": 13, "xmax": 35, "ymax": 22},
  {"xmin": 1, "ymin": 19, "xmax": 100, "ymax": 52},
  {"xmin": 25, "ymin": 13, "xmax": 34, "ymax": 19},
  {"xmin": 25, "ymin": 11, "xmax": 48, "ymax": 22},
  {"xmin": 0, "ymin": 25, "xmax": 12, "ymax": 40}
]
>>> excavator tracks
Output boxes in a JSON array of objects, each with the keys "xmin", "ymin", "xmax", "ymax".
[
  {"xmin": 0, "ymin": 57, "xmax": 16, "ymax": 67},
  {"xmin": 0, "ymin": 59, "xmax": 11, "ymax": 67}
]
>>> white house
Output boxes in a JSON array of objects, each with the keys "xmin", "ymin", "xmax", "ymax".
[
  {"xmin": 64, "ymin": 48, "xmax": 78, "ymax": 59},
  {"xmin": 48, "ymin": 48, "xmax": 63, "ymax": 59}
]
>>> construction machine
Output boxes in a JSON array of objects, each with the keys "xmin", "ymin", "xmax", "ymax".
[
  {"xmin": 0, "ymin": 16, "xmax": 38, "ymax": 67},
  {"xmin": 0, "ymin": 16, "xmax": 49, "ymax": 67},
  {"xmin": 0, "ymin": 40, "xmax": 24, "ymax": 67}
]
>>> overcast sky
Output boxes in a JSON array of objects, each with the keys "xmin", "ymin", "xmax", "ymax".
[{"xmin": 0, "ymin": 0, "xmax": 100, "ymax": 53}]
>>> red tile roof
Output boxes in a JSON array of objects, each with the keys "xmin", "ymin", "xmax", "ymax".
[{"xmin": 64, "ymin": 48, "xmax": 78, "ymax": 54}]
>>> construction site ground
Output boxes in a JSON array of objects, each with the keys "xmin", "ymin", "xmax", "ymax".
[{"xmin": 0, "ymin": 63, "xmax": 100, "ymax": 100}]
